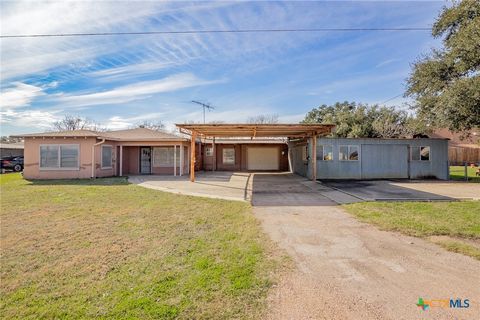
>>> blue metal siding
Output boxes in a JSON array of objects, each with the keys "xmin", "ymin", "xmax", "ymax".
[{"xmin": 291, "ymin": 137, "xmax": 449, "ymax": 180}]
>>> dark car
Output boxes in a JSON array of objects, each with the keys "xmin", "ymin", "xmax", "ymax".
[{"xmin": 1, "ymin": 156, "xmax": 24, "ymax": 172}]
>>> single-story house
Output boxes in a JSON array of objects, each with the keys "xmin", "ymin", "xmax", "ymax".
[
  {"xmin": 14, "ymin": 124, "xmax": 449, "ymax": 180},
  {"xmin": 0, "ymin": 141, "xmax": 24, "ymax": 158}
]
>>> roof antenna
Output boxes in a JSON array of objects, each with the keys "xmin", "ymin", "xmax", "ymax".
[{"xmin": 191, "ymin": 100, "xmax": 215, "ymax": 124}]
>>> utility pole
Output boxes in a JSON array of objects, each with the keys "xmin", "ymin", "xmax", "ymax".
[{"xmin": 191, "ymin": 100, "xmax": 215, "ymax": 124}]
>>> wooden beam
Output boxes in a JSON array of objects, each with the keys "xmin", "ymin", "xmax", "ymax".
[
  {"xmin": 312, "ymin": 135, "xmax": 317, "ymax": 181},
  {"xmin": 190, "ymin": 131, "xmax": 196, "ymax": 182}
]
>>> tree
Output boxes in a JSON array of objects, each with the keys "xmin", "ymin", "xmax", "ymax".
[
  {"xmin": 136, "ymin": 120, "xmax": 165, "ymax": 131},
  {"xmin": 247, "ymin": 114, "xmax": 279, "ymax": 124},
  {"xmin": 406, "ymin": 0, "xmax": 480, "ymax": 132},
  {"xmin": 0, "ymin": 136, "xmax": 23, "ymax": 143},
  {"xmin": 301, "ymin": 101, "xmax": 428, "ymax": 138},
  {"xmin": 52, "ymin": 115, "xmax": 104, "ymax": 131}
]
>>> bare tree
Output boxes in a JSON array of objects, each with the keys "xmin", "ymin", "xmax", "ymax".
[
  {"xmin": 246, "ymin": 114, "xmax": 279, "ymax": 124},
  {"xmin": 0, "ymin": 136, "xmax": 23, "ymax": 143},
  {"xmin": 135, "ymin": 120, "xmax": 165, "ymax": 131},
  {"xmin": 52, "ymin": 115, "xmax": 104, "ymax": 131}
]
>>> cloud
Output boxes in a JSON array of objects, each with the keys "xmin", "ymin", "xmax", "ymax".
[
  {"xmin": 0, "ymin": 82, "xmax": 45, "ymax": 109},
  {"xmin": 56, "ymin": 73, "xmax": 221, "ymax": 108},
  {"xmin": 0, "ymin": 109, "xmax": 60, "ymax": 130},
  {"xmin": 105, "ymin": 112, "xmax": 165, "ymax": 130}
]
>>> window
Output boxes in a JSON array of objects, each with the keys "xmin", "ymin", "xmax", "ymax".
[
  {"xmin": 152, "ymin": 147, "xmax": 180, "ymax": 167},
  {"xmin": 318, "ymin": 145, "xmax": 333, "ymax": 161},
  {"xmin": 339, "ymin": 145, "xmax": 359, "ymax": 161},
  {"xmin": 205, "ymin": 146, "xmax": 213, "ymax": 157},
  {"xmin": 101, "ymin": 145, "xmax": 113, "ymax": 169},
  {"xmin": 40, "ymin": 145, "xmax": 79, "ymax": 169},
  {"xmin": 412, "ymin": 146, "xmax": 430, "ymax": 161},
  {"xmin": 222, "ymin": 148, "xmax": 235, "ymax": 164}
]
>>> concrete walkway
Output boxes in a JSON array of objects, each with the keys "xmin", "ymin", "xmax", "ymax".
[
  {"xmin": 129, "ymin": 172, "xmax": 252, "ymax": 201},
  {"xmin": 252, "ymin": 174, "xmax": 480, "ymax": 319}
]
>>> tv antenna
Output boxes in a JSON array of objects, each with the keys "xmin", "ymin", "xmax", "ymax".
[{"xmin": 191, "ymin": 100, "xmax": 215, "ymax": 124}]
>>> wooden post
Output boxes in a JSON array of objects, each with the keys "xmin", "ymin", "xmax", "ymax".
[
  {"xmin": 190, "ymin": 131, "xmax": 196, "ymax": 182},
  {"xmin": 312, "ymin": 135, "xmax": 317, "ymax": 181}
]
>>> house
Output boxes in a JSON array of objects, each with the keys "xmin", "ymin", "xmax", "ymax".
[
  {"xmin": 429, "ymin": 128, "xmax": 480, "ymax": 165},
  {"xmin": 14, "ymin": 124, "xmax": 449, "ymax": 180},
  {"xmin": 0, "ymin": 141, "xmax": 24, "ymax": 158}
]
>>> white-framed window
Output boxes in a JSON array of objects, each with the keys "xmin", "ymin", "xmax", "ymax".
[
  {"xmin": 339, "ymin": 145, "xmax": 359, "ymax": 161},
  {"xmin": 205, "ymin": 146, "xmax": 213, "ymax": 157},
  {"xmin": 222, "ymin": 148, "xmax": 235, "ymax": 164},
  {"xmin": 152, "ymin": 147, "xmax": 180, "ymax": 167},
  {"xmin": 40, "ymin": 144, "xmax": 79, "ymax": 170},
  {"xmin": 318, "ymin": 145, "xmax": 333, "ymax": 161},
  {"xmin": 411, "ymin": 146, "xmax": 430, "ymax": 161},
  {"xmin": 101, "ymin": 145, "xmax": 113, "ymax": 169}
]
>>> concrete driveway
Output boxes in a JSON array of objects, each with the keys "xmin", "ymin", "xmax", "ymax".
[
  {"xmin": 253, "ymin": 174, "xmax": 480, "ymax": 319},
  {"xmin": 323, "ymin": 179, "xmax": 480, "ymax": 201}
]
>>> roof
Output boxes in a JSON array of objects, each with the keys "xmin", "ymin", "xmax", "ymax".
[
  {"xmin": 14, "ymin": 130, "xmax": 99, "ymax": 138},
  {"xmin": 205, "ymin": 138, "xmax": 287, "ymax": 144},
  {"xmin": 429, "ymin": 128, "xmax": 480, "ymax": 148},
  {"xmin": 13, "ymin": 128, "xmax": 187, "ymax": 142},
  {"xmin": 101, "ymin": 128, "xmax": 187, "ymax": 141},
  {"xmin": 0, "ymin": 142, "xmax": 24, "ymax": 149},
  {"xmin": 176, "ymin": 123, "xmax": 335, "ymax": 138}
]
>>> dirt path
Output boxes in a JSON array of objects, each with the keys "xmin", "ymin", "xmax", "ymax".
[{"xmin": 251, "ymin": 174, "xmax": 480, "ymax": 320}]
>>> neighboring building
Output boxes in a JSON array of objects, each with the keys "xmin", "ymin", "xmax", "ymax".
[
  {"xmin": 14, "ymin": 124, "xmax": 449, "ymax": 180},
  {"xmin": 429, "ymin": 128, "xmax": 480, "ymax": 165},
  {"xmin": 290, "ymin": 137, "xmax": 449, "ymax": 180},
  {"xmin": 0, "ymin": 141, "xmax": 24, "ymax": 158}
]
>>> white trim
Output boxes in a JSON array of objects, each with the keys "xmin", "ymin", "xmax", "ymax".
[
  {"xmin": 39, "ymin": 144, "xmax": 80, "ymax": 170},
  {"xmin": 318, "ymin": 145, "xmax": 333, "ymax": 161},
  {"xmin": 411, "ymin": 145, "xmax": 431, "ymax": 161},
  {"xmin": 338, "ymin": 145, "xmax": 360, "ymax": 161},
  {"xmin": 119, "ymin": 145, "xmax": 123, "ymax": 176},
  {"xmin": 101, "ymin": 145, "xmax": 113, "ymax": 169},
  {"xmin": 174, "ymin": 145, "xmax": 177, "ymax": 176}
]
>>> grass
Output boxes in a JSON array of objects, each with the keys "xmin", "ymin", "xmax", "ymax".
[
  {"xmin": 450, "ymin": 166, "xmax": 480, "ymax": 182},
  {"xmin": 0, "ymin": 173, "xmax": 282, "ymax": 319},
  {"xmin": 343, "ymin": 201, "xmax": 480, "ymax": 260}
]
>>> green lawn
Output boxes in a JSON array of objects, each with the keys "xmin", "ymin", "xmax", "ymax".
[
  {"xmin": 343, "ymin": 201, "xmax": 480, "ymax": 260},
  {"xmin": 0, "ymin": 173, "xmax": 282, "ymax": 319},
  {"xmin": 450, "ymin": 165, "xmax": 480, "ymax": 182}
]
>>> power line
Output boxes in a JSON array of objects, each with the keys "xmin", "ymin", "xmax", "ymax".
[
  {"xmin": 378, "ymin": 93, "xmax": 404, "ymax": 105},
  {"xmin": 0, "ymin": 27, "xmax": 431, "ymax": 39}
]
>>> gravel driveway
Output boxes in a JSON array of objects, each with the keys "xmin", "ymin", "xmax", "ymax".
[{"xmin": 252, "ymin": 174, "xmax": 480, "ymax": 320}]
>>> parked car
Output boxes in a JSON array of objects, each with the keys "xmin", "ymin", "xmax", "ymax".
[{"xmin": 1, "ymin": 156, "xmax": 24, "ymax": 172}]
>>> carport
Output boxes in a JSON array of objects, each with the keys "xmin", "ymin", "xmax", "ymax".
[{"xmin": 175, "ymin": 124, "xmax": 334, "ymax": 182}]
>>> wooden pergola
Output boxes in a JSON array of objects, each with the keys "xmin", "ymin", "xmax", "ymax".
[{"xmin": 175, "ymin": 123, "xmax": 335, "ymax": 182}]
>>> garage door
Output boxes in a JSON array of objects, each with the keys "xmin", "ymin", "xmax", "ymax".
[
  {"xmin": 247, "ymin": 147, "xmax": 279, "ymax": 170},
  {"xmin": 361, "ymin": 144, "xmax": 408, "ymax": 179}
]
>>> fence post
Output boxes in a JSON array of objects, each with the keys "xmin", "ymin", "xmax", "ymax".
[{"xmin": 464, "ymin": 162, "xmax": 468, "ymax": 181}]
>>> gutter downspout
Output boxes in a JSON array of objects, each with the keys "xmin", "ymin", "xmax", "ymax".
[{"xmin": 91, "ymin": 138, "xmax": 106, "ymax": 178}]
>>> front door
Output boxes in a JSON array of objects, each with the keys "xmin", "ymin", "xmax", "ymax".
[{"xmin": 140, "ymin": 147, "xmax": 151, "ymax": 174}]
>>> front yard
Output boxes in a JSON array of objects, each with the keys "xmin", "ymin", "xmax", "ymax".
[
  {"xmin": 344, "ymin": 201, "xmax": 480, "ymax": 260},
  {"xmin": 0, "ymin": 174, "xmax": 281, "ymax": 319}
]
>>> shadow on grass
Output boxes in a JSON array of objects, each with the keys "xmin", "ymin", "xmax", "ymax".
[{"xmin": 25, "ymin": 176, "xmax": 129, "ymax": 186}]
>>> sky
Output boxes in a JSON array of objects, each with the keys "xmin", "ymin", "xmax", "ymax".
[{"xmin": 0, "ymin": 0, "xmax": 446, "ymax": 135}]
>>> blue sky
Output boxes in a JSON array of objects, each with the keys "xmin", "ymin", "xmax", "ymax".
[{"xmin": 0, "ymin": 1, "xmax": 445, "ymax": 135}]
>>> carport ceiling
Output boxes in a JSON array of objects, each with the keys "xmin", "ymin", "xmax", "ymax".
[{"xmin": 175, "ymin": 123, "xmax": 335, "ymax": 138}]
